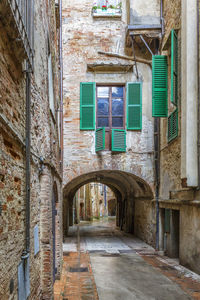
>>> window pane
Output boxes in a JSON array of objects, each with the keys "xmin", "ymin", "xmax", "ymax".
[
  {"xmin": 97, "ymin": 87, "xmax": 109, "ymax": 97},
  {"xmin": 112, "ymin": 87, "xmax": 123, "ymax": 98},
  {"xmin": 97, "ymin": 98, "xmax": 109, "ymax": 116},
  {"xmin": 98, "ymin": 117, "xmax": 109, "ymax": 127},
  {"xmin": 112, "ymin": 117, "xmax": 123, "ymax": 128},
  {"xmin": 112, "ymin": 98, "xmax": 124, "ymax": 116}
]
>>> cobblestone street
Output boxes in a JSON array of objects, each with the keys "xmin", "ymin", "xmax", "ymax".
[{"xmin": 54, "ymin": 219, "xmax": 200, "ymax": 300}]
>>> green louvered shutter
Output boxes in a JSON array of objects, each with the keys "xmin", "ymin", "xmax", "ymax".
[
  {"xmin": 127, "ymin": 82, "xmax": 142, "ymax": 130},
  {"xmin": 80, "ymin": 82, "xmax": 95, "ymax": 130},
  {"xmin": 168, "ymin": 109, "xmax": 178, "ymax": 142},
  {"xmin": 111, "ymin": 129, "xmax": 126, "ymax": 152},
  {"xmin": 152, "ymin": 56, "xmax": 168, "ymax": 117},
  {"xmin": 171, "ymin": 29, "xmax": 178, "ymax": 105},
  {"xmin": 95, "ymin": 128, "xmax": 105, "ymax": 152}
]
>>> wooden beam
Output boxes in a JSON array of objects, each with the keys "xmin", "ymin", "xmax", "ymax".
[{"xmin": 98, "ymin": 51, "xmax": 152, "ymax": 67}]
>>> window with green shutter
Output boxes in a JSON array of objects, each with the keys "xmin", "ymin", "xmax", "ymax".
[
  {"xmin": 80, "ymin": 82, "xmax": 95, "ymax": 130},
  {"xmin": 152, "ymin": 55, "xmax": 168, "ymax": 117},
  {"xmin": 168, "ymin": 109, "xmax": 178, "ymax": 142},
  {"xmin": 95, "ymin": 128, "xmax": 105, "ymax": 152},
  {"xmin": 111, "ymin": 129, "xmax": 126, "ymax": 152},
  {"xmin": 171, "ymin": 29, "xmax": 178, "ymax": 105},
  {"xmin": 126, "ymin": 82, "xmax": 142, "ymax": 130}
]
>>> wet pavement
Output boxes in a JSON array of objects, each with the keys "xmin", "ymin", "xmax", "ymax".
[{"xmin": 54, "ymin": 218, "xmax": 200, "ymax": 300}]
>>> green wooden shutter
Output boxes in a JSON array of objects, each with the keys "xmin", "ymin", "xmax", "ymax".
[
  {"xmin": 171, "ymin": 29, "xmax": 178, "ymax": 105},
  {"xmin": 95, "ymin": 128, "xmax": 105, "ymax": 152},
  {"xmin": 127, "ymin": 82, "xmax": 142, "ymax": 130},
  {"xmin": 168, "ymin": 109, "xmax": 178, "ymax": 142},
  {"xmin": 111, "ymin": 129, "xmax": 126, "ymax": 152},
  {"xmin": 152, "ymin": 55, "xmax": 168, "ymax": 117},
  {"xmin": 80, "ymin": 82, "xmax": 95, "ymax": 130}
]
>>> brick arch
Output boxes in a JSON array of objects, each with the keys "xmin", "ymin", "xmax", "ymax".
[{"xmin": 63, "ymin": 169, "xmax": 154, "ymax": 203}]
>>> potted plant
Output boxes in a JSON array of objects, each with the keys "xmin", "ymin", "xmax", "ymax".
[{"xmin": 102, "ymin": 5, "xmax": 107, "ymax": 11}]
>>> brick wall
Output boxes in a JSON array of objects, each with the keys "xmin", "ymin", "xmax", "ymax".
[{"xmin": 0, "ymin": 0, "xmax": 62, "ymax": 299}]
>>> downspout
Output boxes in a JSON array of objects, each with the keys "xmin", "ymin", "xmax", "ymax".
[
  {"xmin": 23, "ymin": 0, "xmax": 34, "ymax": 259},
  {"xmin": 59, "ymin": 0, "xmax": 63, "ymax": 175},
  {"xmin": 160, "ymin": 0, "xmax": 164, "ymax": 36},
  {"xmin": 154, "ymin": 117, "xmax": 160, "ymax": 251},
  {"xmin": 155, "ymin": 0, "xmax": 163, "ymax": 250},
  {"xmin": 24, "ymin": 61, "xmax": 31, "ymax": 256},
  {"xmin": 197, "ymin": 0, "xmax": 200, "ymax": 188}
]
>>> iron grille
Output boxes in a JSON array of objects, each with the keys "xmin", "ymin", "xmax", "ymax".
[{"xmin": 2, "ymin": 0, "xmax": 34, "ymax": 69}]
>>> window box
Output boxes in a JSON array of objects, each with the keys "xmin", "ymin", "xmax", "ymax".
[{"xmin": 92, "ymin": 8, "xmax": 122, "ymax": 17}]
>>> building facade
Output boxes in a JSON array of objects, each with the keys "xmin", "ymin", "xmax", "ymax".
[
  {"xmin": 158, "ymin": 0, "xmax": 200, "ymax": 275},
  {"xmin": 62, "ymin": 0, "xmax": 200, "ymax": 276},
  {"xmin": 0, "ymin": 0, "xmax": 63, "ymax": 299}
]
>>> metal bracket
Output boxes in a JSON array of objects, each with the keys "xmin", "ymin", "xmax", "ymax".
[{"xmin": 139, "ymin": 35, "xmax": 154, "ymax": 56}]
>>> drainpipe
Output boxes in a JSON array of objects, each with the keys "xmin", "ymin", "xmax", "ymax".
[
  {"xmin": 154, "ymin": 118, "xmax": 160, "ymax": 251},
  {"xmin": 160, "ymin": 0, "xmax": 164, "ymax": 36},
  {"xmin": 154, "ymin": 39, "xmax": 160, "ymax": 251},
  {"xmin": 197, "ymin": 0, "xmax": 200, "ymax": 189},
  {"xmin": 24, "ymin": 61, "xmax": 31, "ymax": 256},
  {"xmin": 59, "ymin": 0, "xmax": 63, "ymax": 175}
]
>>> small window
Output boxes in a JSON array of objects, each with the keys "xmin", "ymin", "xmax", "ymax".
[
  {"xmin": 92, "ymin": 0, "xmax": 122, "ymax": 17},
  {"xmin": 97, "ymin": 86, "xmax": 124, "ymax": 129},
  {"xmin": 96, "ymin": 85, "xmax": 124, "ymax": 150}
]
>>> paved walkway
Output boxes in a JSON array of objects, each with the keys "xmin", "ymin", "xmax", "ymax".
[{"xmin": 54, "ymin": 218, "xmax": 200, "ymax": 300}]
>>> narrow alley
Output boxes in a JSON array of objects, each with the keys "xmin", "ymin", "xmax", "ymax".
[
  {"xmin": 54, "ymin": 218, "xmax": 200, "ymax": 300},
  {"xmin": 1, "ymin": 0, "xmax": 200, "ymax": 299}
]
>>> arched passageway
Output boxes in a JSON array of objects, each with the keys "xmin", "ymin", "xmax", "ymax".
[{"xmin": 63, "ymin": 170, "xmax": 155, "ymax": 245}]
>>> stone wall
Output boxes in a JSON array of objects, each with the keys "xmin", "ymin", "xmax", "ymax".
[
  {"xmin": 0, "ymin": 0, "xmax": 62, "ymax": 299},
  {"xmin": 160, "ymin": 0, "xmax": 182, "ymax": 200}
]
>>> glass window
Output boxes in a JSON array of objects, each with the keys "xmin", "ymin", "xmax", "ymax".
[{"xmin": 97, "ymin": 86, "xmax": 124, "ymax": 129}]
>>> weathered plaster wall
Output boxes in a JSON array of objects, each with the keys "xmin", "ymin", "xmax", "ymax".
[
  {"xmin": 180, "ymin": 206, "xmax": 200, "ymax": 275},
  {"xmin": 129, "ymin": 0, "xmax": 160, "ymax": 25}
]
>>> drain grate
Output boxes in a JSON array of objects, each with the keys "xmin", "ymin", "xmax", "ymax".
[
  {"xmin": 101, "ymin": 253, "xmax": 120, "ymax": 257},
  {"xmin": 69, "ymin": 267, "xmax": 88, "ymax": 273}
]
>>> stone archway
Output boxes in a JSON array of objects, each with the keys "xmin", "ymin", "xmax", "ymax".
[{"xmin": 63, "ymin": 170, "xmax": 155, "ymax": 245}]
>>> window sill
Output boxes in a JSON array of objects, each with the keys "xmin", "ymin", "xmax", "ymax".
[{"xmin": 92, "ymin": 9, "xmax": 122, "ymax": 18}]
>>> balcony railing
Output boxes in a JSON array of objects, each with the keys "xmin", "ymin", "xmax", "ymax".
[{"xmin": 1, "ymin": 0, "xmax": 34, "ymax": 69}]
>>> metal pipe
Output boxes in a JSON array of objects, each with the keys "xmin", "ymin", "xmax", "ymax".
[
  {"xmin": 59, "ymin": 0, "xmax": 63, "ymax": 175},
  {"xmin": 160, "ymin": 0, "xmax": 164, "ymax": 36},
  {"xmin": 154, "ymin": 43, "xmax": 160, "ymax": 251},
  {"xmin": 25, "ymin": 62, "xmax": 31, "ymax": 253},
  {"xmin": 197, "ymin": 0, "xmax": 200, "ymax": 189},
  {"xmin": 131, "ymin": 36, "xmax": 139, "ymax": 79},
  {"xmin": 154, "ymin": 118, "xmax": 160, "ymax": 251}
]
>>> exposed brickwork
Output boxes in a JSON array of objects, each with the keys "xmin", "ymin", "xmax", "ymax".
[
  {"xmin": 54, "ymin": 252, "xmax": 99, "ymax": 300},
  {"xmin": 0, "ymin": 0, "xmax": 63, "ymax": 299}
]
